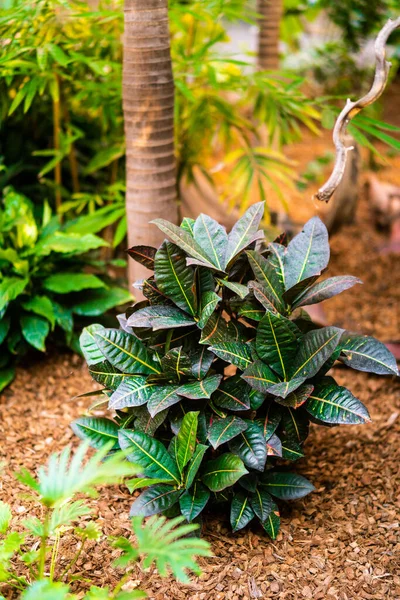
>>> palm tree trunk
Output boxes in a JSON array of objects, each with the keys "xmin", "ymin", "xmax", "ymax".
[
  {"xmin": 257, "ymin": 0, "xmax": 283, "ymax": 70},
  {"xmin": 123, "ymin": 0, "xmax": 178, "ymax": 288}
]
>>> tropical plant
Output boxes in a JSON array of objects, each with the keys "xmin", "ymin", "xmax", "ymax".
[
  {"xmin": 0, "ymin": 186, "xmax": 132, "ymax": 391},
  {"xmin": 0, "ymin": 443, "xmax": 210, "ymax": 599},
  {"xmin": 73, "ymin": 203, "xmax": 398, "ymax": 538}
]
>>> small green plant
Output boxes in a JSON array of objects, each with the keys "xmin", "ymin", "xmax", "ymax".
[
  {"xmin": 0, "ymin": 187, "xmax": 132, "ymax": 391},
  {"xmin": 73, "ymin": 203, "xmax": 398, "ymax": 538},
  {"xmin": 0, "ymin": 443, "xmax": 211, "ymax": 599}
]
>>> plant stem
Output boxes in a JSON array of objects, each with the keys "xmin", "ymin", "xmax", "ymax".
[
  {"xmin": 64, "ymin": 103, "xmax": 80, "ymax": 194},
  {"xmin": 61, "ymin": 537, "xmax": 87, "ymax": 582},
  {"xmin": 53, "ymin": 72, "xmax": 62, "ymax": 213},
  {"xmin": 49, "ymin": 529, "xmax": 61, "ymax": 582},
  {"xmin": 38, "ymin": 508, "xmax": 51, "ymax": 579},
  {"xmin": 111, "ymin": 571, "xmax": 131, "ymax": 597},
  {"xmin": 165, "ymin": 329, "xmax": 173, "ymax": 354}
]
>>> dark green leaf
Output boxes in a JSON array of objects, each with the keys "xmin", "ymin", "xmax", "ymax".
[
  {"xmin": 306, "ymin": 377, "xmax": 370, "ymax": 424},
  {"xmin": 217, "ymin": 279, "xmax": 248, "ymax": 299},
  {"xmin": 242, "ymin": 360, "xmax": 279, "ymax": 393},
  {"xmin": 151, "ymin": 219, "xmax": 217, "ymax": 269},
  {"xmin": 21, "ymin": 296, "xmax": 55, "ymax": 328},
  {"xmin": 88, "ymin": 360, "xmax": 130, "ymax": 390},
  {"xmin": 193, "ymin": 213, "xmax": 228, "ymax": 271},
  {"xmin": 20, "ymin": 314, "xmax": 49, "ymax": 351},
  {"xmin": 70, "ymin": 417, "xmax": 119, "ymax": 449},
  {"xmin": 80, "ymin": 324, "xmax": 106, "ymax": 365},
  {"xmin": 257, "ymin": 402, "xmax": 281, "ymax": 439},
  {"xmin": 179, "ymin": 482, "xmax": 210, "ymax": 522},
  {"xmin": 177, "ymin": 375, "xmax": 222, "ymax": 400},
  {"xmin": 281, "ymin": 407, "xmax": 309, "ymax": 444},
  {"xmin": 261, "ymin": 502, "xmax": 280, "ymax": 539},
  {"xmin": 290, "ymin": 326, "xmax": 342, "ymax": 380},
  {"xmin": 0, "ymin": 316, "xmax": 11, "ymax": 345},
  {"xmin": 284, "ymin": 217, "xmax": 329, "ymax": 289},
  {"xmin": 175, "ymin": 411, "xmax": 199, "ymax": 472},
  {"xmin": 154, "ymin": 242, "xmax": 197, "ymax": 316},
  {"xmin": 292, "ymin": 276, "xmax": 362, "ymax": 308},
  {"xmin": 281, "ymin": 439, "xmax": 304, "ymax": 461},
  {"xmin": 202, "ymin": 453, "xmax": 248, "ymax": 492},
  {"xmin": 282, "ymin": 275, "xmax": 319, "ymax": 305},
  {"xmin": 209, "ymin": 342, "xmax": 252, "ymax": 371},
  {"xmin": 190, "ymin": 347, "xmax": 214, "ymax": 379},
  {"xmin": 230, "ymin": 491, "xmax": 255, "ymax": 532},
  {"xmin": 118, "ymin": 430, "xmax": 180, "ymax": 483},
  {"xmin": 208, "ymin": 416, "xmax": 248, "ymax": 449},
  {"xmin": 133, "ymin": 406, "xmax": 169, "ymax": 435},
  {"xmin": 248, "ymin": 281, "xmax": 280, "ymax": 314},
  {"xmin": 249, "ymin": 389, "xmax": 266, "ymax": 410},
  {"xmin": 147, "ymin": 385, "xmax": 182, "ymax": 417},
  {"xmin": 198, "ymin": 291, "xmax": 221, "ymax": 329},
  {"xmin": 0, "ymin": 366, "xmax": 15, "ymax": 392},
  {"xmin": 340, "ymin": 333, "xmax": 398, "ymax": 376},
  {"xmin": 267, "ymin": 377, "xmax": 306, "ymax": 399},
  {"xmin": 127, "ymin": 245, "xmax": 157, "ymax": 270},
  {"xmin": 250, "ymin": 488, "xmax": 274, "ymax": 522},
  {"xmin": 129, "ymin": 306, "xmax": 196, "ymax": 331},
  {"xmin": 130, "ymin": 484, "xmax": 180, "ymax": 517},
  {"xmin": 185, "ymin": 444, "xmax": 209, "ymax": 489},
  {"xmin": 161, "ymin": 347, "xmax": 192, "ymax": 380},
  {"xmin": 225, "ymin": 202, "xmax": 265, "ymax": 265},
  {"xmin": 238, "ymin": 299, "xmax": 265, "ymax": 322},
  {"xmin": 256, "ymin": 312, "xmax": 299, "ymax": 379},
  {"xmin": 275, "ymin": 383, "xmax": 314, "ymax": 408},
  {"xmin": 229, "ymin": 421, "xmax": 267, "ymax": 471},
  {"xmin": 95, "ymin": 329, "xmax": 161, "ymax": 375},
  {"xmin": 246, "ymin": 251, "xmax": 285, "ymax": 311},
  {"xmin": 108, "ymin": 377, "xmax": 157, "ymax": 410},
  {"xmin": 260, "ymin": 472, "xmax": 315, "ymax": 500},
  {"xmin": 212, "ymin": 375, "xmax": 251, "ymax": 411}
]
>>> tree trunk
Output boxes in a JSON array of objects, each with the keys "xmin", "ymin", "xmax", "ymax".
[
  {"xmin": 257, "ymin": 0, "xmax": 283, "ymax": 70},
  {"xmin": 123, "ymin": 0, "xmax": 178, "ymax": 289}
]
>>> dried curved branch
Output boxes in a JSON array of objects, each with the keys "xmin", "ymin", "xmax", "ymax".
[{"xmin": 315, "ymin": 16, "xmax": 400, "ymax": 203}]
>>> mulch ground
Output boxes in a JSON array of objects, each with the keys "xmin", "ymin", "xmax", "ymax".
[{"xmin": 1, "ymin": 139, "xmax": 399, "ymax": 599}]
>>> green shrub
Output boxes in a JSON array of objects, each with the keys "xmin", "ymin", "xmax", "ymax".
[
  {"xmin": 73, "ymin": 203, "xmax": 398, "ymax": 538},
  {"xmin": 0, "ymin": 443, "xmax": 210, "ymax": 598},
  {"xmin": 0, "ymin": 187, "xmax": 132, "ymax": 391}
]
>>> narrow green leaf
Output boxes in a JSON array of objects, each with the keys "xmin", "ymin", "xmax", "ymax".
[
  {"xmin": 176, "ymin": 412, "xmax": 199, "ymax": 472},
  {"xmin": 230, "ymin": 492, "xmax": 255, "ymax": 532},
  {"xmin": 185, "ymin": 444, "xmax": 209, "ymax": 489},
  {"xmin": 293, "ymin": 276, "xmax": 362, "ymax": 308},
  {"xmin": 71, "ymin": 417, "xmax": 119, "ymax": 450},
  {"xmin": 193, "ymin": 213, "xmax": 228, "ymax": 271},
  {"xmin": 129, "ymin": 306, "xmax": 196, "ymax": 331},
  {"xmin": 217, "ymin": 279, "xmax": 249, "ymax": 299},
  {"xmin": 118, "ymin": 430, "xmax": 180, "ymax": 483},
  {"xmin": 127, "ymin": 478, "xmax": 175, "ymax": 493},
  {"xmin": 250, "ymin": 488, "xmax": 274, "ymax": 522},
  {"xmin": 290, "ymin": 326, "xmax": 342, "ymax": 380},
  {"xmin": 261, "ymin": 502, "xmax": 280, "ymax": 539},
  {"xmin": 281, "ymin": 407, "xmax": 309, "ymax": 444},
  {"xmin": 209, "ymin": 342, "xmax": 252, "ymax": 371},
  {"xmin": 225, "ymin": 202, "xmax": 265, "ymax": 265},
  {"xmin": 260, "ymin": 472, "xmax": 315, "ymax": 500},
  {"xmin": 284, "ymin": 217, "xmax": 329, "ymax": 289},
  {"xmin": 154, "ymin": 242, "xmax": 197, "ymax": 315},
  {"xmin": 208, "ymin": 416, "xmax": 248, "ymax": 449},
  {"xmin": 256, "ymin": 312, "xmax": 299, "ymax": 379},
  {"xmin": 202, "ymin": 453, "xmax": 248, "ymax": 492},
  {"xmin": 212, "ymin": 375, "xmax": 252, "ymax": 411},
  {"xmin": 198, "ymin": 291, "xmax": 220, "ymax": 329},
  {"xmin": 161, "ymin": 347, "xmax": 192, "ymax": 380},
  {"xmin": 246, "ymin": 250, "xmax": 285, "ymax": 311}
]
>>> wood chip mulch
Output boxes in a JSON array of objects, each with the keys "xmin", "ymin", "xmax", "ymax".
[{"xmin": 1, "ymin": 160, "xmax": 399, "ymax": 599}]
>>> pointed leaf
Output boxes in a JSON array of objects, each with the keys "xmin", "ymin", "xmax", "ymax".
[
  {"xmin": 212, "ymin": 375, "xmax": 251, "ymax": 411},
  {"xmin": 238, "ymin": 299, "xmax": 265, "ymax": 322},
  {"xmin": 179, "ymin": 482, "xmax": 210, "ymax": 522},
  {"xmin": 281, "ymin": 439, "xmax": 304, "ymax": 461},
  {"xmin": 147, "ymin": 385, "xmax": 182, "ymax": 417},
  {"xmin": 176, "ymin": 411, "xmax": 199, "ymax": 472},
  {"xmin": 230, "ymin": 492, "xmax": 255, "ymax": 532},
  {"xmin": 246, "ymin": 251, "xmax": 285, "ymax": 311},
  {"xmin": 126, "ymin": 477, "xmax": 175, "ymax": 493},
  {"xmin": 225, "ymin": 202, "xmax": 265, "ymax": 265},
  {"xmin": 340, "ymin": 333, "xmax": 398, "ymax": 376},
  {"xmin": 70, "ymin": 417, "xmax": 119, "ymax": 449},
  {"xmin": 80, "ymin": 324, "xmax": 106, "ymax": 365},
  {"xmin": 118, "ymin": 430, "xmax": 180, "ymax": 483},
  {"xmin": 190, "ymin": 347, "xmax": 215, "ymax": 379},
  {"xmin": 267, "ymin": 377, "xmax": 306, "ymax": 399},
  {"xmin": 193, "ymin": 213, "xmax": 228, "ymax": 271},
  {"xmin": 248, "ymin": 281, "xmax": 280, "ymax": 314},
  {"xmin": 229, "ymin": 421, "xmax": 267, "ymax": 471},
  {"xmin": 198, "ymin": 291, "xmax": 221, "ymax": 329},
  {"xmin": 266, "ymin": 432, "xmax": 282, "ymax": 457},
  {"xmin": 154, "ymin": 242, "xmax": 197, "ymax": 316},
  {"xmin": 256, "ymin": 312, "xmax": 299, "ymax": 379},
  {"xmin": 292, "ymin": 276, "xmax": 362, "ymax": 308},
  {"xmin": 127, "ymin": 245, "xmax": 157, "ymax": 269},
  {"xmin": 209, "ymin": 342, "xmax": 252, "ymax": 371},
  {"xmin": 95, "ymin": 329, "xmax": 161, "ymax": 375},
  {"xmin": 261, "ymin": 502, "xmax": 280, "ymax": 539},
  {"xmin": 129, "ymin": 305, "xmax": 196, "ymax": 331},
  {"xmin": 88, "ymin": 360, "xmax": 130, "ymax": 390},
  {"xmin": 185, "ymin": 444, "xmax": 209, "ymax": 489},
  {"xmin": 250, "ymin": 488, "xmax": 274, "ymax": 522},
  {"xmin": 180, "ymin": 217, "xmax": 195, "ymax": 235},
  {"xmin": 202, "ymin": 453, "xmax": 248, "ymax": 492},
  {"xmin": 161, "ymin": 347, "xmax": 192, "ymax": 380},
  {"xmin": 242, "ymin": 360, "xmax": 280, "ymax": 393},
  {"xmin": 151, "ymin": 219, "xmax": 218, "ymax": 269},
  {"xmin": 275, "ymin": 383, "xmax": 314, "ymax": 408},
  {"xmin": 284, "ymin": 217, "xmax": 329, "ymax": 289},
  {"xmin": 256, "ymin": 403, "xmax": 281, "ymax": 439},
  {"xmin": 290, "ymin": 326, "xmax": 342, "ymax": 380},
  {"xmin": 108, "ymin": 377, "xmax": 157, "ymax": 410},
  {"xmin": 306, "ymin": 377, "xmax": 370, "ymax": 424},
  {"xmin": 177, "ymin": 375, "xmax": 222, "ymax": 399},
  {"xmin": 130, "ymin": 484, "xmax": 180, "ymax": 517},
  {"xmin": 133, "ymin": 406, "xmax": 169, "ymax": 436},
  {"xmin": 217, "ymin": 279, "xmax": 249, "ymax": 299},
  {"xmin": 282, "ymin": 275, "xmax": 320, "ymax": 305},
  {"xmin": 281, "ymin": 407, "xmax": 309, "ymax": 444},
  {"xmin": 260, "ymin": 472, "xmax": 315, "ymax": 500},
  {"xmin": 208, "ymin": 416, "xmax": 248, "ymax": 449},
  {"xmin": 20, "ymin": 314, "xmax": 49, "ymax": 351}
]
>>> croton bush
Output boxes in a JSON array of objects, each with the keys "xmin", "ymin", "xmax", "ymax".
[{"xmin": 73, "ymin": 203, "xmax": 398, "ymax": 538}]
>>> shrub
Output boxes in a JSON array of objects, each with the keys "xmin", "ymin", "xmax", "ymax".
[
  {"xmin": 0, "ymin": 187, "xmax": 132, "ymax": 391},
  {"xmin": 74, "ymin": 203, "xmax": 398, "ymax": 538},
  {"xmin": 0, "ymin": 443, "xmax": 210, "ymax": 598}
]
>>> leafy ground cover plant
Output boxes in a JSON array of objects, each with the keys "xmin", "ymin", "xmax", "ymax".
[
  {"xmin": 73, "ymin": 203, "xmax": 398, "ymax": 538},
  {"xmin": 0, "ymin": 443, "xmax": 210, "ymax": 599},
  {"xmin": 0, "ymin": 187, "xmax": 132, "ymax": 391}
]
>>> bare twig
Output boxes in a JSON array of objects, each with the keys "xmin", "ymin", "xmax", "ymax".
[{"xmin": 315, "ymin": 16, "xmax": 400, "ymax": 203}]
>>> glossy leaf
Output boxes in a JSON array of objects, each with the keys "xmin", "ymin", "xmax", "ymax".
[
  {"xmin": 261, "ymin": 472, "xmax": 315, "ymax": 500},
  {"xmin": 242, "ymin": 360, "xmax": 279, "ymax": 393},
  {"xmin": 21, "ymin": 295, "xmax": 55, "ymax": 328},
  {"xmin": 20, "ymin": 314, "xmax": 49, "ymax": 351},
  {"xmin": 340, "ymin": 333, "xmax": 398, "ymax": 376},
  {"xmin": 212, "ymin": 375, "xmax": 251, "ymax": 411},
  {"xmin": 217, "ymin": 279, "xmax": 249, "ymax": 299},
  {"xmin": 230, "ymin": 491, "xmax": 255, "ymax": 532},
  {"xmin": 108, "ymin": 376, "xmax": 157, "ymax": 410},
  {"xmin": 177, "ymin": 375, "xmax": 222, "ymax": 400},
  {"xmin": 126, "ymin": 477, "xmax": 175, "ymax": 493},
  {"xmin": 306, "ymin": 377, "xmax": 370, "ymax": 424},
  {"xmin": 256, "ymin": 312, "xmax": 299, "ymax": 379},
  {"xmin": 70, "ymin": 417, "xmax": 119, "ymax": 449},
  {"xmin": 95, "ymin": 329, "xmax": 161, "ymax": 375},
  {"xmin": 225, "ymin": 202, "xmax": 265, "ymax": 265},
  {"xmin": 175, "ymin": 411, "xmax": 199, "ymax": 472},
  {"xmin": 238, "ymin": 299, "xmax": 265, "ymax": 322},
  {"xmin": 209, "ymin": 342, "xmax": 252, "ymax": 371},
  {"xmin": 229, "ymin": 421, "xmax": 267, "ymax": 471},
  {"xmin": 130, "ymin": 484, "xmax": 180, "ymax": 517},
  {"xmin": 0, "ymin": 277, "xmax": 29, "ymax": 311},
  {"xmin": 248, "ymin": 281, "xmax": 280, "ymax": 314},
  {"xmin": 118, "ymin": 430, "xmax": 180, "ymax": 483},
  {"xmin": 275, "ymin": 383, "xmax": 314, "ymax": 408},
  {"xmin": 127, "ymin": 245, "xmax": 157, "ymax": 269},
  {"xmin": 261, "ymin": 502, "xmax": 281, "ymax": 539},
  {"xmin": 147, "ymin": 385, "xmax": 182, "ymax": 417},
  {"xmin": 154, "ymin": 242, "xmax": 197, "ymax": 316},
  {"xmin": 246, "ymin": 251, "xmax": 285, "ymax": 311},
  {"xmin": 290, "ymin": 326, "xmax": 342, "ymax": 380},
  {"xmin": 266, "ymin": 433, "xmax": 282, "ymax": 457},
  {"xmin": 198, "ymin": 291, "xmax": 221, "ymax": 329},
  {"xmin": 202, "ymin": 453, "xmax": 248, "ymax": 492},
  {"xmin": 161, "ymin": 347, "xmax": 192, "ymax": 380},
  {"xmin": 281, "ymin": 407, "xmax": 309, "ymax": 444},
  {"xmin": 72, "ymin": 287, "xmax": 133, "ymax": 317},
  {"xmin": 185, "ymin": 444, "xmax": 209, "ymax": 489},
  {"xmin": 257, "ymin": 402, "xmax": 282, "ymax": 439},
  {"xmin": 293, "ymin": 276, "xmax": 362, "ymax": 308},
  {"xmin": 267, "ymin": 377, "xmax": 306, "ymax": 399},
  {"xmin": 284, "ymin": 217, "xmax": 329, "ymax": 289},
  {"xmin": 151, "ymin": 219, "xmax": 217, "ymax": 269},
  {"xmin": 250, "ymin": 488, "xmax": 274, "ymax": 522},
  {"xmin": 42, "ymin": 273, "xmax": 106, "ymax": 294},
  {"xmin": 80, "ymin": 323, "xmax": 106, "ymax": 366},
  {"xmin": 190, "ymin": 347, "xmax": 215, "ymax": 380},
  {"xmin": 193, "ymin": 213, "xmax": 228, "ymax": 271},
  {"xmin": 129, "ymin": 305, "xmax": 196, "ymax": 331},
  {"xmin": 281, "ymin": 439, "xmax": 304, "ymax": 461},
  {"xmin": 179, "ymin": 482, "xmax": 210, "ymax": 522},
  {"xmin": 88, "ymin": 360, "xmax": 130, "ymax": 391},
  {"xmin": 208, "ymin": 416, "xmax": 248, "ymax": 449},
  {"xmin": 133, "ymin": 406, "xmax": 169, "ymax": 436}
]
